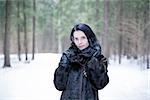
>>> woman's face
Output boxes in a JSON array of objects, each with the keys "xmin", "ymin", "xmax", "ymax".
[{"xmin": 73, "ymin": 30, "xmax": 89, "ymax": 50}]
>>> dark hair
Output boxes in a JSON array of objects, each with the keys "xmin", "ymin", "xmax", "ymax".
[{"xmin": 70, "ymin": 23, "xmax": 98, "ymax": 46}]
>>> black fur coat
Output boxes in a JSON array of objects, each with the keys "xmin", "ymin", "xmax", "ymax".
[{"xmin": 54, "ymin": 43, "xmax": 109, "ymax": 100}]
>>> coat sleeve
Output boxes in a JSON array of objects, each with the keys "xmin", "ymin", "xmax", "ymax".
[
  {"xmin": 86, "ymin": 56, "xmax": 109, "ymax": 90},
  {"xmin": 53, "ymin": 53, "xmax": 70, "ymax": 91}
]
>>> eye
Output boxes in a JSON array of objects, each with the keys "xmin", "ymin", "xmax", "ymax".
[
  {"xmin": 74, "ymin": 37, "xmax": 78, "ymax": 41},
  {"xmin": 81, "ymin": 36, "xmax": 86, "ymax": 39}
]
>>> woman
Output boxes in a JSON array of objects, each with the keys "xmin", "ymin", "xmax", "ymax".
[{"xmin": 54, "ymin": 23, "xmax": 109, "ymax": 100}]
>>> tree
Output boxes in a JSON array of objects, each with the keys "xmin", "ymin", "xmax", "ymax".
[
  {"xmin": 0, "ymin": 2, "xmax": 5, "ymax": 53},
  {"xmin": 32, "ymin": 0, "xmax": 36, "ymax": 60},
  {"xmin": 17, "ymin": 0, "xmax": 21, "ymax": 61},
  {"xmin": 143, "ymin": 0, "xmax": 150, "ymax": 69},
  {"xmin": 3, "ymin": 0, "xmax": 12, "ymax": 67},
  {"xmin": 103, "ymin": 0, "xmax": 110, "ymax": 58},
  {"xmin": 118, "ymin": 0, "xmax": 123, "ymax": 64},
  {"xmin": 23, "ymin": 0, "xmax": 28, "ymax": 61}
]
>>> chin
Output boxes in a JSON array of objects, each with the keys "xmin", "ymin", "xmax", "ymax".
[
  {"xmin": 78, "ymin": 47, "xmax": 84, "ymax": 50},
  {"xmin": 79, "ymin": 47, "xmax": 88, "ymax": 50}
]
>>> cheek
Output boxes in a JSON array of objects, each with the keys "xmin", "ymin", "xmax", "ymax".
[
  {"xmin": 85, "ymin": 39, "xmax": 89, "ymax": 45},
  {"xmin": 73, "ymin": 40, "xmax": 78, "ymax": 46},
  {"xmin": 85, "ymin": 41, "xmax": 89, "ymax": 47}
]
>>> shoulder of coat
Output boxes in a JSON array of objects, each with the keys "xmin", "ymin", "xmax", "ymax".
[
  {"xmin": 63, "ymin": 49, "xmax": 74, "ymax": 59},
  {"xmin": 63, "ymin": 49, "xmax": 71, "ymax": 55}
]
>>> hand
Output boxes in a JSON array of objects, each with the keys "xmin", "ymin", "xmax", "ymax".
[
  {"xmin": 87, "ymin": 55, "xmax": 108, "ymax": 73},
  {"xmin": 99, "ymin": 55, "xmax": 108, "ymax": 67},
  {"xmin": 99, "ymin": 55, "xmax": 108, "ymax": 73},
  {"xmin": 69, "ymin": 55, "xmax": 79, "ymax": 63},
  {"xmin": 69, "ymin": 55, "xmax": 81, "ymax": 68},
  {"xmin": 69, "ymin": 54, "xmax": 89, "ymax": 67}
]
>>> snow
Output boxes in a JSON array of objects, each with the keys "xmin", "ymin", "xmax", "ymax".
[{"xmin": 0, "ymin": 53, "xmax": 149, "ymax": 100}]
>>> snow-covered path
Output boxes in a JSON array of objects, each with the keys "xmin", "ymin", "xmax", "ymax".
[{"xmin": 0, "ymin": 53, "xmax": 149, "ymax": 100}]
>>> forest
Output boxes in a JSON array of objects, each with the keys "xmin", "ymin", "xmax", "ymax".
[{"xmin": 0, "ymin": 0, "xmax": 150, "ymax": 68}]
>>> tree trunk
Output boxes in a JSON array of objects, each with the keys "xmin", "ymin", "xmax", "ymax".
[
  {"xmin": 3, "ymin": 0, "xmax": 12, "ymax": 67},
  {"xmin": 103, "ymin": 0, "xmax": 110, "ymax": 58},
  {"xmin": 23, "ymin": 0, "xmax": 28, "ymax": 61},
  {"xmin": 126, "ymin": 38, "xmax": 131, "ymax": 59},
  {"xmin": 58, "ymin": 35, "xmax": 62, "ymax": 53},
  {"xmin": 118, "ymin": 34, "xmax": 122, "ymax": 64},
  {"xmin": 32, "ymin": 0, "xmax": 36, "ymax": 60},
  {"xmin": 146, "ymin": 0, "xmax": 150, "ymax": 69},
  {"xmin": 147, "ymin": 43, "xmax": 150, "ymax": 69},
  {"xmin": 118, "ymin": 0, "xmax": 123, "ymax": 64},
  {"xmin": 95, "ymin": 0, "xmax": 100, "ymax": 35},
  {"xmin": 143, "ymin": 0, "xmax": 150, "ymax": 69},
  {"xmin": 17, "ymin": 0, "xmax": 21, "ymax": 61}
]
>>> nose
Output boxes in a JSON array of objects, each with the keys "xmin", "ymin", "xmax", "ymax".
[{"xmin": 78, "ymin": 39, "xmax": 82, "ymax": 44}]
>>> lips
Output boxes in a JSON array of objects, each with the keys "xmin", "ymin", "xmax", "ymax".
[{"xmin": 79, "ymin": 45, "xmax": 84, "ymax": 48}]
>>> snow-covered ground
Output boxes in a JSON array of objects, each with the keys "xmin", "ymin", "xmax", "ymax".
[{"xmin": 0, "ymin": 53, "xmax": 149, "ymax": 100}]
